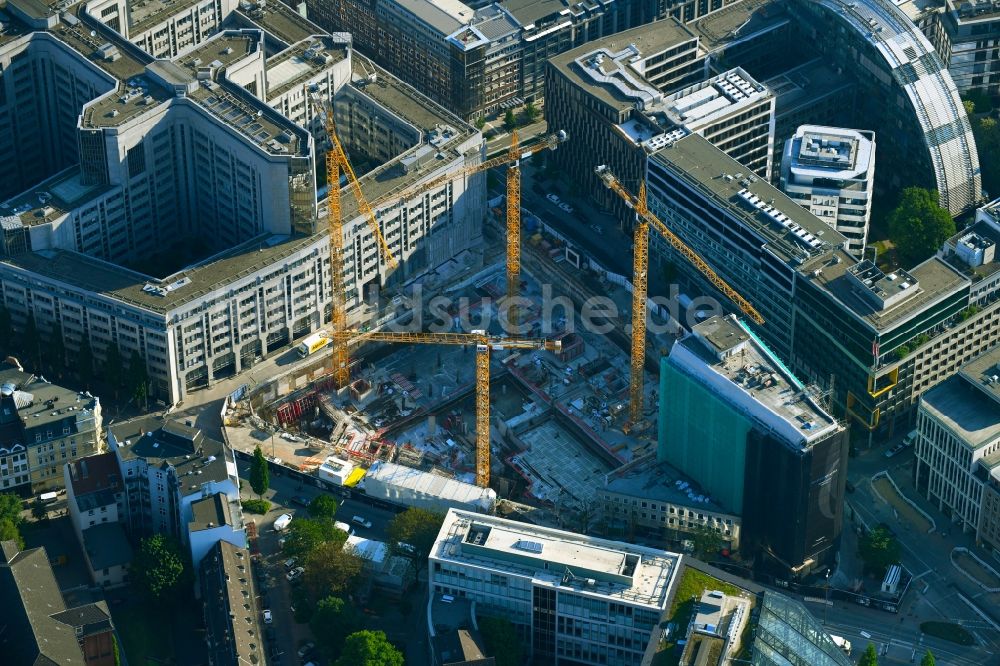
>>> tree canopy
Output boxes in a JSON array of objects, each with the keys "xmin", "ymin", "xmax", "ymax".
[
  {"xmin": 0, "ymin": 493, "xmax": 24, "ymax": 548},
  {"xmin": 304, "ymin": 541, "xmax": 363, "ymax": 599},
  {"xmin": 282, "ymin": 516, "xmax": 349, "ymax": 560},
  {"xmin": 334, "ymin": 630, "xmax": 404, "ymax": 666},
  {"xmin": 132, "ymin": 534, "xmax": 188, "ymax": 604},
  {"xmin": 858, "ymin": 525, "xmax": 901, "ymax": 577},
  {"xmin": 887, "ymin": 188, "xmax": 956, "ymax": 268},
  {"xmin": 920, "ymin": 649, "xmax": 935, "ymax": 666},
  {"xmin": 479, "ymin": 617, "xmax": 523, "ymax": 666},
  {"xmin": 859, "ymin": 642, "xmax": 879, "ymax": 666},
  {"xmin": 386, "ymin": 507, "xmax": 444, "ymax": 559},
  {"xmin": 249, "ymin": 445, "xmax": 269, "ymax": 499},
  {"xmin": 308, "ymin": 494, "xmax": 339, "ymax": 521},
  {"xmin": 973, "ymin": 115, "xmax": 1000, "ymax": 196},
  {"xmin": 310, "ymin": 596, "xmax": 362, "ymax": 659}
]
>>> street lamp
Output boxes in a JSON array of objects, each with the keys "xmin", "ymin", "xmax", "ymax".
[{"xmin": 823, "ymin": 569, "xmax": 831, "ymax": 626}]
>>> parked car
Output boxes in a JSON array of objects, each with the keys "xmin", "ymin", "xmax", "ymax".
[
  {"xmin": 263, "ymin": 609, "xmax": 273, "ymax": 624},
  {"xmin": 290, "ymin": 495, "xmax": 310, "ymax": 508},
  {"xmin": 589, "ymin": 224, "xmax": 603, "ymax": 235},
  {"xmin": 397, "ymin": 542, "xmax": 417, "ymax": 556},
  {"xmin": 273, "ymin": 513, "xmax": 292, "ymax": 531},
  {"xmin": 546, "ymin": 193, "xmax": 560, "ymax": 204},
  {"xmin": 351, "ymin": 515, "xmax": 373, "ymax": 529},
  {"xmin": 283, "ymin": 557, "xmax": 298, "ymax": 571},
  {"xmin": 884, "ymin": 442, "xmax": 907, "ymax": 458},
  {"xmin": 286, "ymin": 566, "xmax": 305, "ymax": 583},
  {"xmin": 298, "ymin": 642, "xmax": 316, "ymax": 659},
  {"xmin": 559, "ymin": 202, "xmax": 573, "ymax": 214}
]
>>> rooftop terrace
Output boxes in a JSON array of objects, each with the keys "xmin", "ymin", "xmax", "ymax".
[{"xmin": 433, "ymin": 509, "xmax": 680, "ymax": 609}]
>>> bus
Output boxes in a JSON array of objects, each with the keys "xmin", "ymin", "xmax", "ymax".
[{"xmin": 297, "ymin": 332, "xmax": 332, "ymax": 357}]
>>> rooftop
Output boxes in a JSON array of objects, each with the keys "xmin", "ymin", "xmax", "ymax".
[
  {"xmin": 650, "ymin": 133, "xmax": 847, "ymax": 265},
  {"xmin": 807, "ymin": 254, "xmax": 969, "ymax": 331},
  {"xmin": 129, "ymin": 0, "xmax": 204, "ymax": 35},
  {"xmin": 200, "ymin": 541, "xmax": 262, "ymax": 666},
  {"xmin": 787, "ymin": 125, "xmax": 875, "ymax": 180},
  {"xmin": 941, "ymin": 215, "xmax": 1000, "ymax": 281},
  {"xmin": 765, "ymin": 59, "xmax": 855, "ymax": 120},
  {"xmin": 67, "ymin": 452, "xmax": 122, "ymax": 512},
  {"xmin": 0, "ymin": 374, "xmax": 100, "ymax": 434},
  {"xmin": 604, "ymin": 454, "xmax": 738, "ymax": 515},
  {"xmin": 690, "ymin": 0, "xmax": 787, "ymax": 50},
  {"xmin": 672, "ymin": 314, "xmax": 841, "ymax": 447},
  {"xmin": 234, "ymin": 0, "xmax": 320, "ymax": 45},
  {"xmin": 947, "ymin": 0, "xmax": 1000, "ymax": 22},
  {"xmin": 395, "ymin": 0, "xmax": 475, "ymax": 35},
  {"xmin": 501, "ymin": 0, "xmax": 562, "ymax": 27},
  {"xmin": 82, "ymin": 522, "xmax": 132, "ymax": 570},
  {"xmin": 920, "ymin": 370, "xmax": 1000, "ymax": 447},
  {"xmin": 0, "ymin": 168, "xmax": 115, "ymax": 229},
  {"xmin": 265, "ymin": 34, "xmax": 349, "ymax": 99},
  {"xmin": 660, "ymin": 68, "xmax": 770, "ymax": 131},
  {"xmin": 0, "ymin": 232, "xmax": 324, "ymax": 312},
  {"xmin": 548, "ymin": 18, "xmax": 700, "ymax": 114},
  {"xmin": 958, "ymin": 347, "xmax": 1000, "ymax": 407},
  {"xmin": 362, "ymin": 460, "xmax": 496, "ymax": 511},
  {"xmin": 431, "ymin": 509, "xmax": 680, "ymax": 609},
  {"xmin": 190, "ymin": 492, "xmax": 235, "ymax": 532}
]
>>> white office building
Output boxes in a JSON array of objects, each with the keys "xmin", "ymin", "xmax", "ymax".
[
  {"xmin": 780, "ymin": 125, "xmax": 876, "ymax": 256},
  {"xmin": 428, "ymin": 509, "xmax": 681, "ymax": 666}
]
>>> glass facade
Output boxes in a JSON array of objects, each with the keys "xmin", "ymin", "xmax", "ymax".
[{"xmin": 751, "ymin": 592, "xmax": 853, "ymax": 666}]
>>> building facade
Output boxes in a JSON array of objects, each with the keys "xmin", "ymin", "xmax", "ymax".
[
  {"xmin": 780, "ymin": 125, "xmax": 876, "ymax": 256},
  {"xmin": 200, "ymin": 540, "xmax": 265, "ymax": 666},
  {"xmin": 914, "ymin": 347, "xmax": 1000, "ymax": 539},
  {"xmin": 658, "ymin": 315, "xmax": 848, "ymax": 576},
  {"xmin": 0, "ymin": 363, "xmax": 102, "ymax": 495},
  {"xmin": 429, "ymin": 509, "xmax": 681, "ymax": 666}
]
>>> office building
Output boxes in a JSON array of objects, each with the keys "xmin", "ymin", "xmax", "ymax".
[
  {"xmin": 300, "ymin": 0, "xmax": 746, "ymax": 119},
  {"xmin": 780, "ymin": 125, "xmax": 876, "ymax": 256},
  {"xmin": 599, "ymin": 454, "xmax": 743, "ymax": 549},
  {"xmin": 0, "ymin": 0, "xmax": 486, "ymax": 405},
  {"xmin": 200, "ymin": 540, "xmax": 265, "ymax": 666},
  {"xmin": 659, "ymin": 315, "xmax": 848, "ymax": 576},
  {"xmin": 87, "ymin": 0, "xmax": 240, "ymax": 59},
  {"xmin": 914, "ymin": 347, "xmax": 1000, "ymax": 540},
  {"xmin": 787, "ymin": 0, "xmax": 980, "ymax": 214},
  {"xmin": 106, "ymin": 415, "xmax": 244, "ymax": 555},
  {"xmin": 646, "ymin": 133, "xmax": 1000, "ymax": 438},
  {"xmin": 0, "ymin": 362, "xmax": 102, "ymax": 495},
  {"xmin": 0, "ymin": 541, "xmax": 117, "ymax": 666},
  {"xmin": 64, "ymin": 453, "xmax": 132, "ymax": 589},
  {"xmin": 429, "ymin": 508, "xmax": 681, "ymax": 665}
]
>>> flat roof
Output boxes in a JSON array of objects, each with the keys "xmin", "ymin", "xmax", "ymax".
[
  {"xmin": 650, "ymin": 133, "xmax": 847, "ymax": 265},
  {"xmin": 129, "ymin": 0, "xmax": 203, "ymax": 35},
  {"xmin": 787, "ymin": 125, "xmax": 874, "ymax": 180},
  {"xmin": 690, "ymin": 0, "xmax": 787, "ymax": 51},
  {"xmin": 82, "ymin": 522, "xmax": 132, "ymax": 570},
  {"xmin": 958, "ymin": 347, "xmax": 1000, "ymax": 407},
  {"xmin": 502, "ymin": 0, "xmax": 563, "ymax": 27},
  {"xmin": 190, "ymin": 492, "xmax": 234, "ymax": 531},
  {"xmin": 671, "ymin": 315, "xmax": 841, "ymax": 447},
  {"xmin": 1, "ymin": 168, "xmax": 115, "ymax": 228},
  {"xmin": 235, "ymin": 1, "xmax": 324, "ymax": 46},
  {"xmin": 660, "ymin": 68, "xmax": 770, "ymax": 131},
  {"xmin": 604, "ymin": 455, "xmax": 739, "ymax": 515},
  {"xmin": 265, "ymin": 35, "xmax": 349, "ymax": 99},
  {"xmin": 12, "ymin": 377, "xmax": 99, "ymax": 431},
  {"xmin": 921, "ymin": 371, "xmax": 1000, "ymax": 447},
  {"xmin": 548, "ymin": 18, "xmax": 699, "ymax": 113},
  {"xmin": 0, "ymin": 231, "xmax": 325, "ymax": 312},
  {"xmin": 395, "ymin": 0, "xmax": 475, "ymax": 35},
  {"xmin": 431, "ymin": 509, "xmax": 680, "ymax": 610},
  {"xmin": 942, "ymin": 219, "xmax": 1000, "ymax": 281},
  {"xmin": 362, "ymin": 460, "xmax": 496, "ymax": 510},
  {"xmin": 806, "ymin": 254, "xmax": 968, "ymax": 331},
  {"xmin": 765, "ymin": 58, "xmax": 855, "ymax": 120}
]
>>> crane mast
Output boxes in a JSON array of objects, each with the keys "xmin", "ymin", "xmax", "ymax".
[{"xmin": 506, "ymin": 131, "xmax": 522, "ymax": 329}]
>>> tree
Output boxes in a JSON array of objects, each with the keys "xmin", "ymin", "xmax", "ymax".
[
  {"xmin": 0, "ymin": 517, "xmax": 24, "ymax": 548},
  {"xmin": 127, "ymin": 350, "xmax": 149, "ymax": 409},
  {"xmin": 973, "ymin": 115, "xmax": 1000, "ymax": 196},
  {"xmin": 282, "ymin": 517, "xmax": 349, "ymax": 559},
  {"xmin": 308, "ymin": 494, "xmax": 339, "ymax": 521},
  {"xmin": 858, "ymin": 525, "xmax": 901, "ymax": 577},
  {"xmin": 525, "ymin": 100, "xmax": 539, "ymax": 123},
  {"xmin": 474, "ymin": 117, "xmax": 486, "ymax": 130},
  {"xmin": 503, "ymin": 109, "xmax": 516, "ymax": 131},
  {"xmin": 920, "ymin": 649, "xmax": 935, "ymax": 666},
  {"xmin": 310, "ymin": 596, "xmax": 362, "ymax": 658},
  {"xmin": 249, "ymin": 445, "xmax": 269, "ymax": 499},
  {"xmin": 0, "ymin": 492, "xmax": 23, "ymax": 524},
  {"xmin": 31, "ymin": 498, "xmax": 48, "ymax": 521},
  {"xmin": 963, "ymin": 99, "xmax": 976, "ymax": 115},
  {"xmin": 386, "ymin": 507, "xmax": 445, "ymax": 559},
  {"xmin": 334, "ymin": 630, "xmax": 404, "ymax": 666},
  {"xmin": 304, "ymin": 541, "xmax": 363, "ymax": 598},
  {"xmin": 479, "ymin": 617, "xmax": 522, "ymax": 666},
  {"xmin": 859, "ymin": 642, "xmax": 879, "ymax": 666},
  {"xmin": 887, "ymin": 188, "xmax": 956, "ymax": 268},
  {"xmin": 132, "ymin": 534, "xmax": 187, "ymax": 605}
]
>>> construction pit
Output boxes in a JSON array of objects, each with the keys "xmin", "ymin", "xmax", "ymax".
[{"xmin": 224, "ymin": 265, "xmax": 669, "ymax": 524}]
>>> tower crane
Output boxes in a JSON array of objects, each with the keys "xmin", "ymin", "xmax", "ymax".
[
  {"xmin": 347, "ymin": 329, "xmax": 560, "ymax": 488},
  {"xmin": 310, "ymin": 94, "xmax": 399, "ymax": 387},
  {"xmin": 595, "ymin": 165, "xmax": 765, "ymax": 422}
]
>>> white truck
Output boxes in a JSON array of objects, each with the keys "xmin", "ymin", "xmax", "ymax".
[
  {"xmin": 829, "ymin": 635, "xmax": 852, "ymax": 655},
  {"xmin": 296, "ymin": 332, "xmax": 332, "ymax": 357}
]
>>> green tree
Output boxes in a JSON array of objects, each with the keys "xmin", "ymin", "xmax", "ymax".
[
  {"xmin": 859, "ymin": 642, "xmax": 879, "ymax": 666},
  {"xmin": 104, "ymin": 344, "xmax": 125, "ymax": 399},
  {"xmin": 304, "ymin": 541, "xmax": 362, "ymax": 598},
  {"xmin": 689, "ymin": 525, "xmax": 724, "ymax": 559},
  {"xmin": 310, "ymin": 596, "xmax": 362, "ymax": 658},
  {"xmin": 386, "ymin": 507, "xmax": 445, "ymax": 559},
  {"xmin": 127, "ymin": 350, "xmax": 149, "ymax": 408},
  {"xmin": 858, "ymin": 525, "xmax": 901, "ymax": 577},
  {"xmin": 113, "ymin": 636, "xmax": 121, "ymax": 666},
  {"xmin": 479, "ymin": 617, "xmax": 522, "ymax": 666},
  {"xmin": 920, "ymin": 649, "xmax": 935, "ymax": 666},
  {"xmin": 887, "ymin": 188, "xmax": 956, "ymax": 267},
  {"xmin": 308, "ymin": 494, "xmax": 339, "ymax": 520},
  {"xmin": 475, "ymin": 117, "xmax": 486, "ymax": 130},
  {"xmin": 334, "ymin": 630, "xmax": 404, "ymax": 666},
  {"xmin": 525, "ymin": 100, "xmax": 539, "ymax": 123},
  {"xmin": 963, "ymin": 99, "xmax": 976, "ymax": 115},
  {"xmin": 30, "ymin": 498, "xmax": 48, "ymax": 521},
  {"xmin": 0, "ymin": 517, "xmax": 24, "ymax": 548},
  {"xmin": 973, "ymin": 116, "xmax": 1000, "ymax": 196},
  {"xmin": 282, "ymin": 517, "xmax": 349, "ymax": 559},
  {"xmin": 504, "ymin": 109, "xmax": 516, "ymax": 131},
  {"xmin": 77, "ymin": 338, "xmax": 94, "ymax": 386},
  {"xmin": 249, "ymin": 445, "xmax": 269, "ymax": 499},
  {"xmin": 132, "ymin": 534, "xmax": 188, "ymax": 605},
  {"xmin": 0, "ymin": 492, "xmax": 23, "ymax": 524}
]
